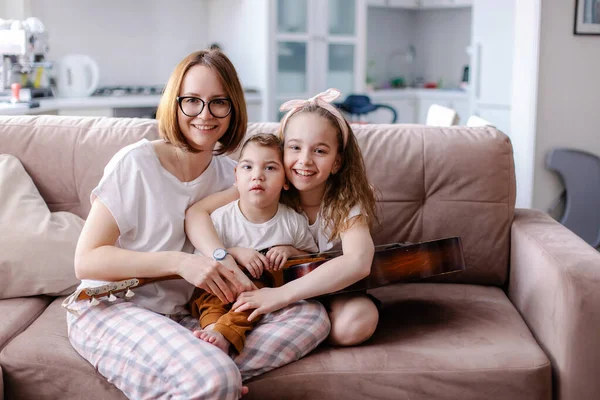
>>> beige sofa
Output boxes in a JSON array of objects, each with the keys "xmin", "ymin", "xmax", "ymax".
[{"xmin": 0, "ymin": 115, "xmax": 598, "ymax": 400}]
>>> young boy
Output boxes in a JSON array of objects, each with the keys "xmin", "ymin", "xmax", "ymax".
[{"xmin": 190, "ymin": 133, "xmax": 318, "ymax": 355}]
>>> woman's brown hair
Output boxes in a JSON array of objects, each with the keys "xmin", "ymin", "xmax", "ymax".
[
  {"xmin": 156, "ymin": 49, "xmax": 247, "ymax": 155},
  {"xmin": 278, "ymin": 106, "xmax": 379, "ymax": 242}
]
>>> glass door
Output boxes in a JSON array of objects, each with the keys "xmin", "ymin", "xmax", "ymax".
[{"xmin": 325, "ymin": 0, "xmax": 357, "ymax": 97}]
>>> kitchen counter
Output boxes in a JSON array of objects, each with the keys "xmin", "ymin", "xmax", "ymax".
[
  {"xmin": 0, "ymin": 92, "xmax": 262, "ymax": 116},
  {"xmin": 368, "ymin": 88, "xmax": 469, "ymax": 100}
]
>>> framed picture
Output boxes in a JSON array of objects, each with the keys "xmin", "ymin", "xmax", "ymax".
[{"xmin": 574, "ymin": 0, "xmax": 600, "ymax": 35}]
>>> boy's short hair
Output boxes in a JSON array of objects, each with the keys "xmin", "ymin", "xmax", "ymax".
[{"xmin": 239, "ymin": 133, "xmax": 283, "ymax": 160}]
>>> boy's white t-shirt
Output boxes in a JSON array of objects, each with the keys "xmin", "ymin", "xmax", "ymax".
[
  {"xmin": 306, "ymin": 205, "xmax": 361, "ymax": 252},
  {"xmin": 203, "ymin": 200, "xmax": 318, "ymax": 254},
  {"xmin": 78, "ymin": 139, "xmax": 237, "ymax": 315}
]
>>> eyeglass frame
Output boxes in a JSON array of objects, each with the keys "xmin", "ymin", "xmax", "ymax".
[{"xmin": 176, "ymin": 96, "xmax": 233, "ymax": 118}]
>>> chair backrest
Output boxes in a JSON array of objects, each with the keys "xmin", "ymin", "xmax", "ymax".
[
  {"xmin": 466, "ymin": 115, "xmax": 494, "ymax": 127},
  {"xmin": 426, "ymin": 104, "xmax": 458, "ymax": 126}
]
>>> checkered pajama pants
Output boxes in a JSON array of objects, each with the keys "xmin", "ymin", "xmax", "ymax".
[{"xmin": 66, "ymin": 298, "xmax": 330, "ymax": 400}]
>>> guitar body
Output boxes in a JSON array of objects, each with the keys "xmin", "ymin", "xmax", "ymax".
[
  {"xmin": 259, "ymin": 237, "xmax": 466, "ymax": 294},
  {"xmin": 72, "ymin": 237, "xmax": 465, "ymax": 303}
]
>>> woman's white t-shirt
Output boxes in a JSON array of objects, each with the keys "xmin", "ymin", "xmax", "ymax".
[
  {"xmin": 77, "ymin": 139, "xmax": 236, "ymax": 315},
  {"xmin": 306, "ymin": 205, "xmax": 361, "ymax": 252}
]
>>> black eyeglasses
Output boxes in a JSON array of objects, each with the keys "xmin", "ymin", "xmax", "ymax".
[{"xmin": 176, "ymin": 96, "xmax": 232, "ymax": 118}]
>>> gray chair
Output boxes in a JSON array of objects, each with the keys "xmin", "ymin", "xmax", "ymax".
[{"xmin": 546, "ymin": 148, "xmax": 600, "ymax": 248}]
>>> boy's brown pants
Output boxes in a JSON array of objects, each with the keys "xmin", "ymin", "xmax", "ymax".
[{"xmin": 190, "ymin": 281, "xmax": 264, "ymax": 354}]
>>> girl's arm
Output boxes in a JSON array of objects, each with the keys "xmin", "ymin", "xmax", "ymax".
[
  {"xmin": 185, "ymin": 186, "xmax": 239, "ymax": 258},
  {"xmin": 184, "ymin": 186, "xmax": 256, "ymax": 293},
  {"xmin": 76, "ymin": 199, "xmax": 243, "ymax": 303},
  {"xmin": 232, "ymin": 217, "xmax": 374, "ymax": 318},
  {"xmin": 281, "ymin": 217, "xmax": 374, "ymax": 302}
]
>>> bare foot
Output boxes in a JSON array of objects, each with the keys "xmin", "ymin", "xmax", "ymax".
[{"xmin": 195, "ymin": 324, "xmax": 230, "ymax": 354}]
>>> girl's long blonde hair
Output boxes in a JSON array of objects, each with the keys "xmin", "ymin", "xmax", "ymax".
[{"xmin": 279, "ymin": 105, "xmax": 379, "ymax": 242}]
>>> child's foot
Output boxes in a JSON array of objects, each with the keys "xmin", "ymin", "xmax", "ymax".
[{"xmin": 196, "ymin": 324, "xmax": 230, "ymax": 354}]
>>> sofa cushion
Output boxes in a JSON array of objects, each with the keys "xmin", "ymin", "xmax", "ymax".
[
  {"xmin": 246, "ymin": 123, "xmax": 516, "ymax": 286},
  {"xmin": 0, "ymin": 297, "xmax": 52, "ymax": 350},
  {"xmin": 0, "ymin": 115, "xmax": 159, "ymax": 219},
  {"xmin": 0, "ymin": 155, "xmax": 84, "ymax": 298},
  {"xmin": 1, "ymin": 286, "xmax": 551, "ymax": 400},
  {"xmin": 245, "ymin": 284, "xmax": 551, "ymax": 400},
  {"xmin": 0, "ymin": 297, "xmax": 127, "ymax": 400}
]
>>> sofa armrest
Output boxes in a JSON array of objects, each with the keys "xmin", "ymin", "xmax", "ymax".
[{"xmin": 509, "ymin": 208, "xmax": 600, "ymax": 400}]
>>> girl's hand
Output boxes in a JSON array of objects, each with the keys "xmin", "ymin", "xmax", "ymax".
[
  {"xmin": 232, "ymin": 287, "xmax": 291, "ymax": 322},
  {"xmin": 229, "ymin": 247, "xmax": 267, "ymax": 279},
  {"xmin": 265, "ymin": 245, "xmax": 296, "ymax": 270},
  {"xmin": 178, "ymin": 253, "xmax": 255, "ymax": 304}
]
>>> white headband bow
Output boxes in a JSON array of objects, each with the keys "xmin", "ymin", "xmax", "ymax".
[{"xmin": 279, "ymin": 88, "xmax": 349, "ymax": 148}]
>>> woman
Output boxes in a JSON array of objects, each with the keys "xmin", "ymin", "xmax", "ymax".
[{"xmin": 65, "ymin": 49, "xmax": 330, "ymax": 400}]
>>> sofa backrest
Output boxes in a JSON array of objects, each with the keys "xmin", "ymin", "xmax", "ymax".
[
  {"xmin": 0, "ymin": 116, "xmax": 515, "ymax": 287},
  {"xmin": 0, "ymin": 115, "xmax": 159, "ymax": 219}
]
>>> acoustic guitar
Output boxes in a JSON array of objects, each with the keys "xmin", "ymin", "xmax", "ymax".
[{"xmin": 69, "ymin": 237, "xmax": 466, "ymax": 305}]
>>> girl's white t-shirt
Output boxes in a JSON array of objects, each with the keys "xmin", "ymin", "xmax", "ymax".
[
  {"xmin": 306, "ymin": 205, "xmax": 361, "ymax": 252},
  {"xmin": 78, "ymin": 139, "xmax": 236, "ymax": 315}
]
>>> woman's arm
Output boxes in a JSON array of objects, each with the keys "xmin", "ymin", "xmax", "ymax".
[{"xmin": 75, "ymin": 199, "xmax": 243, "ymax": 303}]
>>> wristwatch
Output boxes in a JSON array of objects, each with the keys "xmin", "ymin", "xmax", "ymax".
[{"xmin": 212, "ymin": 248, "xmax": 229, "ymax": 261}]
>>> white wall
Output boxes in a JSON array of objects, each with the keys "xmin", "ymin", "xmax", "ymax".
[
  {"xmin": 532, "ymin": 0, "xmax": 600, "ymax": 210},
  {"xmin": 510, "ymin": 0, "xmax": 540, "ymax": 208},
  {"xmin": 366, "ymin": 6, "xmax": 471, "ymax": 89},
  {"xmin": 29, "ymin": 0, "xmax": 210, "ymax": 86}
]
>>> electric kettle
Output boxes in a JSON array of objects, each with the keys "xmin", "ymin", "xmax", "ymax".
[{"xmin": 56, "ymin": 54, "xmax": 99, "ymax": 97}]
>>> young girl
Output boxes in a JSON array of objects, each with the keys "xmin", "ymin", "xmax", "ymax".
[
  {"xmin": 65, "ymin": 50, "xmax": 330, "ymax": 400},
  {"xmin": 187, "ymin": 88, "xmax": 379, "ymax": 346}
]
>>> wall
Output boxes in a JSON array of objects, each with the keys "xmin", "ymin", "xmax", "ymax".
[
  {"xmin": 29, "ymin": 0, "xmax": 210, "ymax": 87},
  {"xmin": 533, "ymin": 0, "xmax": 600, "ymax": 210},
  {"xmin": 366, "ymin": 7, "xmax": 416, "ymax": 87},
  {"xmin": 366, "ymin": 6, "xmax": 471, "ymax": 89},
  {"xmin": 413, "ymin": 8, "xmax": 471, "ymax": 88}
]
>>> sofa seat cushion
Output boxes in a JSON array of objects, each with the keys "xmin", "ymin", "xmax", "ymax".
[
  {"xmin": 0, "ymin": 297, "xmax": 127, "ymax": 400},
  {"xmin": 0, "ymin": 296, "xmax": 51, "ymax": 350},
  {"xmin": 245, "ymin": 284, "xmax": 552, "ymax": 400}
]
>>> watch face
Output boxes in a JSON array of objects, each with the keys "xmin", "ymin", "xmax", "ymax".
[{"xmin": 213, "ymin": 248, "xmax": 227, "ymax": 260}]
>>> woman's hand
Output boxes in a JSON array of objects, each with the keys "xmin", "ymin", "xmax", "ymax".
[
  {"xmin": 177, "ymin": 253, "xmax": 255, "ymax": 303},
  {"xmin": 232, "ymin": 287, "xmax": 291, "ymax": 322},
  {"xmin": 228, "ymin": 247, "xmax": 267, "ymax": 279},
  {"xmin": 265, "ymin": 245, "xmax": 296, "ymax": 270}
]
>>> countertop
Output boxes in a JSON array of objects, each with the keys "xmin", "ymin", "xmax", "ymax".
[
  {"xmin": 0, "ymin": 92, "xmax": 261, "ymax": 116},
  {"xmin": 367, "ymin": 88, "xmax": 469, "ymax": 100}
]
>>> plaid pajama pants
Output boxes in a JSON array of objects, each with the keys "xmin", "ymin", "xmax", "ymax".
[{"xmin": 66, "ymin": 298, "xmax": 330, "ymax": 400}]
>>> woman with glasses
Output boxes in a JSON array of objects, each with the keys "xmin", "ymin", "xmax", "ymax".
[{"xmin": 66, "ymin": 49, "xmax": 330, "ymax": 400}]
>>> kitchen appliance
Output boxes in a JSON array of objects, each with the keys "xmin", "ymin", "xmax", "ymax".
[
  {"xmin": 0, "ymin": 17, "xmax": 54, "ymax": 99},
  {"xmin": 56, "ymin": 54, "xmax": 99, "ymax": 98}
]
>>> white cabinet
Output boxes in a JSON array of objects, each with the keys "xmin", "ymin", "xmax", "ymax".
[
  {"xmin": 365, "ymin": 98, "xmax": 417, "ymax": 124},
  {"xmin": 469, "ymin": 0, "xmax": 515, "ymax": 134},
  {"xmin": 273, "ymin": 0, "xmax": 367, "ymax": 120}
]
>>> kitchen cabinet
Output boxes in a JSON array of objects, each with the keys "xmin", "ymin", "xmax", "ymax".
[
  {"xmin": 273, "ymin": 0, "xmax": 367, "ymax": 120},
  {"xmin": 469, "ymin": 0, "xmax": 515, "ymax": 134}
]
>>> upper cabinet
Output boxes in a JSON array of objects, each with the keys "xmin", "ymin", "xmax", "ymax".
[
  {"xmin": 273, "ymin": 0, "xmax": 366, "ymax": 120},
  {"xmin": 369, "ymin": 0, "xmax": 471, "ymax": 9}
]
